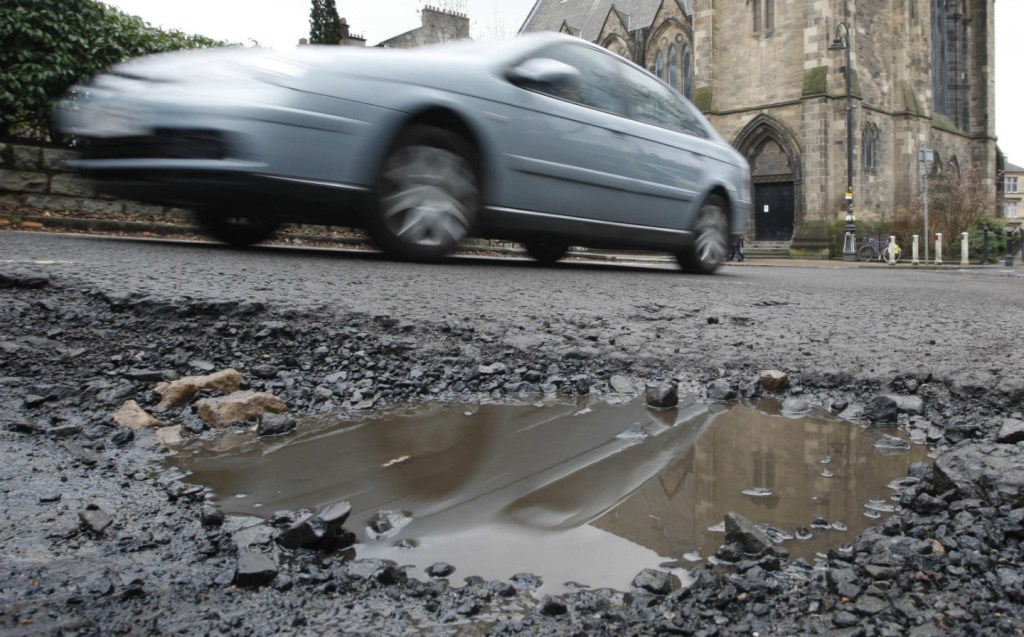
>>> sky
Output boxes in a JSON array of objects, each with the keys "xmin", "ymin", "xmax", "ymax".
[{"xmin": 104, "ymin": 0, "xmax": 1022, "ymax": 165}]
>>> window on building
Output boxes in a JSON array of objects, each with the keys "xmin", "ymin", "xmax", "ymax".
[
  {"xmin": 682, "ymin": 46, "xmax": 693, "ymax": 99},
  {"xmin": 1006, "ymin": 201, "xmax": 1020, "ymax": 219},
  {"xmin": 862, "ymin": 123, "xmax": 879, "ymax": 173},
  {"xmin": 655, "ymin": 50, "xmax": 664, "ymax": 83},
  {"xmin": 752, "ymin": 0, "xmax": 774, "ymax": 36},
  {"xmin": 931, "ymin": 0, "xmax": 970, "ymax": 129},
  {"xmin": 1006, "ymin": 176, "xmax": 1020, "ymax": 193},
  {"xmin": 948, "ymin": 156, "xmax": 960, "ymax": 180},
  {"xmin": 668, "ymin": 45, "xmax": 678, "ymax": 90}
]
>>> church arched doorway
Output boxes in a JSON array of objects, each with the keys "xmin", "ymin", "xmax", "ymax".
[
  {"xmin": 751, "ymin": 140, "xmax": 795, "ymax": 241},
  {"xmin": 733, "ymin": 116, "xmax": 801, "ymax": 242}
]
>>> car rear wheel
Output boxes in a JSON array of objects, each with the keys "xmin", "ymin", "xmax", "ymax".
[
  {"xmin": 371, "ymin": 125, "xmax": 480, "ymax": 262},
  {"xmin": 676, "ymin": 197, "xmax": 729, "ymax": 274},
  {"xmin": 195, "ymin": 209, "xmax": 280, "ymax": 247},
  {"xmin": 524, "ymin": 241, "xmax": 569, "ymax": 265}
]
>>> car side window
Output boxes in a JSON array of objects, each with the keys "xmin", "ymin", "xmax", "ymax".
[
  {"xmin": 520, "ymin": 44, "xmax": 625, "ymax": 115},
  {"xmin": 618, "ymin": 65, "xmax": 709, "ymax": 138}
]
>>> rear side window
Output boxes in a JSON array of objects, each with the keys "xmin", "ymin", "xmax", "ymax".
[
  {"xmin": 523, "ymin": 43, "xmax": 625, "ymax": 115},
  {"xmin": 619, "ymin": 66, "xmax": 708, "ymax": 138}
]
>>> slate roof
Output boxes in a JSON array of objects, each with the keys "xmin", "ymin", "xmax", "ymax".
[
  {"xmin": 1006, "ymin": 162, "xmax": 1024, "ymax": 173},
  {"xmin": 519, "ymin": 0, "xmax": 689, "ymax": 42}
]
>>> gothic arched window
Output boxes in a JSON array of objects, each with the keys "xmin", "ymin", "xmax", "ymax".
[
  {"xmin": 931, "ymin": 0, "xmax": 970, "ymax": 128},
  {"xmin": 862, "ymin": 123, "xmax": 879, "ymax": 173},
  {"xmin": 682, "ymin": 46, "xmax": 693, "ymax": 99},
  {"xmin": 668, "ymin": 45, "xmax": 678, "ymax": 89},
  {"xmin": 655, "ymin": 50, "xmax": 664, "ymax": 82}
]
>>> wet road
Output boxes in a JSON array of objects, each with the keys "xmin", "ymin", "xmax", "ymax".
[
  {"xmin": 3, "ymin": 230, "xmax": 1023, "ymax": 384},
  {"xmin": 172, "ymin": 397, "xmax": 928, "ymax": 593}
]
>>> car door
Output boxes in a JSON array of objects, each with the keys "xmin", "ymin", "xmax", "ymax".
[
  {"xmin": 492, "ymin": 42, "xmax": 637, "ymax": 226},
  {"xmin": 611, "ymin": 63, "xmax": 718, "ymax": 230}
]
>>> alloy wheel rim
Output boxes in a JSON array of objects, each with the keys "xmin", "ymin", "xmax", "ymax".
[
  {"xmin": 380, "ymin": 145, "xmax": 477, "ymax": 248},
  {"xmin": 695, "ymin": 208, "xmax": 728, "ymax": 265}
]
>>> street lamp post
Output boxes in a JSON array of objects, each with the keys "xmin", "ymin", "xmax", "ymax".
[{"xmin": 829, "ymin": 22, "xmax": 857, "ymax": 261}]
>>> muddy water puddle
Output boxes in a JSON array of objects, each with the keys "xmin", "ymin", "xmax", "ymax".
[{"xmin": 172, "ymin": 398, "xmax": 930, "ymax": 595}]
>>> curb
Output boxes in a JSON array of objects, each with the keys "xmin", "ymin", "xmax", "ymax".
[{"xmin": 3, "ymin": 212, "xmax": 1021, "ymax": 270}]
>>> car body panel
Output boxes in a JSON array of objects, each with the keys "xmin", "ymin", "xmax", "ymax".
[{"xmin": 56, "ymin": 33, "xmax": 751, "ymax": 269}]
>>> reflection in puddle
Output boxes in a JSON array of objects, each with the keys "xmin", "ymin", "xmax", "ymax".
[{"xmin": 172, "ymin": 398, "xmax": 929, "ymax": 595}]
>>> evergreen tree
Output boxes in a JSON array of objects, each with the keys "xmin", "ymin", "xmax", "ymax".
[{"xmin": 309, "ymin": 0, "xmax": 343, "ymax": 45}]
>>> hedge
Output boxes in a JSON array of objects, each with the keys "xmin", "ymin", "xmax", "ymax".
[{"xmin": 0, "ymin": 0, "xmax": 227, "ymax": 140}]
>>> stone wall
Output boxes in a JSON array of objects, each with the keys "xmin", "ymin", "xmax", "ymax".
[{"xmin": 0, "ymin": 141, "xmax": 183, "ymax": 219}]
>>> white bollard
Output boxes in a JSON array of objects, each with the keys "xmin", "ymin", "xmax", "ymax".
[
  {"xmin": 912, "ymin": 235, "xmax": 920, "ymax": 265},
  {"xmin": 888, "ymin": 235, "xmax": 897, "ymax": 265},
  {"xmin": 961, "ymin": 232, "xmax": 969, "ymax": 265},
  {"xmin": 935, "ymin": 233, "xmax": 943, "ymax": 265}
]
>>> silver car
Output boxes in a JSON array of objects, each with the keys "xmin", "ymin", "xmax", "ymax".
[{"xmin": 57, "ymin": 33, "xmax": 751, "ymax": 273}]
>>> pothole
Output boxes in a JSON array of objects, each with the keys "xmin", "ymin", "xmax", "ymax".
[{"xmin": 171, "ymin": 397, "xmax": 930, "ymax": 595}]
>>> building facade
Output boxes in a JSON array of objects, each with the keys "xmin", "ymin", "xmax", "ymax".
[
  {"xmin": 377, "ymin": 6, "xmax": 470, "ymax": 49},
  {"xmin": 1003, "ymin": 162, "xmax": 1023, "ymax": 230},
  {"xmin": 520, "ymin": 0, "xmax": 997, "ymax": 243}
]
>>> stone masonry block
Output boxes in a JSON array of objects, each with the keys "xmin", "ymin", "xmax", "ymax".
[
  {"xmin": 80, "ymin": 198, "xmax": 126, "ymax": 215},
  {"xmin": 23, "ymin": 194, "xmax": 81, "ymax": 211},
  {"xmin": 165, "ymin": 208, "xmax": 194, "ymax": 221},
  {"xmin": 43, "ymin": 148, "xmax": 79, "ymax": 171},
  {"xmin": 49, "ymin": 174, "xmax": 95, "ymax": 197},
  {"xmin": 125, "ymin": 203, "xmax": 171, "ymax": 217},
  {"xmin": 0, "ymin": 169, "xmax": 48, "ymax": 193},
  {"xmin": 11, "ymin": 145, "xmax": 43, "ymax": 170}
]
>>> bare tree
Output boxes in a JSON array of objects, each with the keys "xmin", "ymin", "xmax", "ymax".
[
  {"xmin": 474, "ymin": 9, "xmax": 517, "ymax": 42},
  {"xmin": 894, "ymin": 164, "xmax": 997, "ymax": 247}
]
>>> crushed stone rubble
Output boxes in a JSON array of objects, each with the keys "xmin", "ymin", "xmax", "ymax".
[{"xmin": 1, "ymin": 266, "xmax": 1024, "ymax": 636}]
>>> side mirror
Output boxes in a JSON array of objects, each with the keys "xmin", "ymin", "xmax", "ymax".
[{"xmin": 508, "ymin": 58, "xmax": 582, "ymax": 93}]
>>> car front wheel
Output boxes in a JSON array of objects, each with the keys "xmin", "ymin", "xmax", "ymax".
[
  {"xmin": 195, "ymin": 209, "xmax": 280, "ymax": 247},
  {"xmin": 676, "ymin": 197, "xmax": 729, "ymax": 274},
  {"xmin": 371, "ymin": 125, "xmax": 480, "ymax": 262}
]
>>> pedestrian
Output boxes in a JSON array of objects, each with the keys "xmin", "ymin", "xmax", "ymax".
[{"xmin": 728, "ymin": 235, "xmax": 745, "ymax": 262}]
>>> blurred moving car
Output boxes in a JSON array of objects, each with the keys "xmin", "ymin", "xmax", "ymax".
[{"xmin": 56, "ymin": 33, "xmax": 751, "ymax": 273}]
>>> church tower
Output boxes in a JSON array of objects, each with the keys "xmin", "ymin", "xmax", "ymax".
[{"xmin": 521, "ymin": 0, "xmax": 997, "ymax": 245}]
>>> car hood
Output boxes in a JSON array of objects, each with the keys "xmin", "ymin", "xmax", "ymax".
[{"xmin": 99, "ymin": 39, "xmax": 509, "ymax": 87}]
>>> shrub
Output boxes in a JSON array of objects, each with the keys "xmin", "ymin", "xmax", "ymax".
[
  {"xmin": 945, "ymin": 216, "xmax": 1008, "ymax": 263},
  {"xmin": 893, "ymin": 164, "xmax": 997, "ymax": 255},
  {"xmin": 0, "ymin": 0, "xmax": 227, "ymax": 141}
]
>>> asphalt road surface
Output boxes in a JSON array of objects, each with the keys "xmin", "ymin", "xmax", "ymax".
[
  {"xmin": 4, "ymin": 229, "xmax": 1024, "ymax": 636},
  {"xmin": 3, "ymin": 231, "xmax": 1022, "ymax": 389}
]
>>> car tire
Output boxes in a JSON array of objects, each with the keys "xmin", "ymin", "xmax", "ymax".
[
  {"xmin": 677, "ymin": 196, "xmax": 729, "ymax": 274},
  {"xmin": 371, "ymin": 125, "xmax": 480, "ymax": 262},
  {"xmin": 525, "ymin": 241, "xmax": 569, "ymax": 265},
  {"xmin": 195, "ymin": 210, "xmax": 280, "ymax": 247}
]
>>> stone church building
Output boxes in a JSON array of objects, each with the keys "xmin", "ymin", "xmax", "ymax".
[{"xmin": 520, "ymin": 0, "xmax": 997, "ymax": 243}]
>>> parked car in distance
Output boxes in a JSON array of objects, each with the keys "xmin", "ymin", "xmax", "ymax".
[{"xmin": 56, "ymin": 33, "xmax": 751, "ymax": 273}]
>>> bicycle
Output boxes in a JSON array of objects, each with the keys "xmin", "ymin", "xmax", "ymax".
[{"xmin": 858, "ymin": 236, "xmax": 901, "ymax": 263}]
